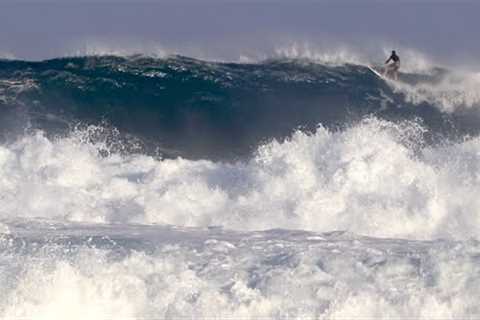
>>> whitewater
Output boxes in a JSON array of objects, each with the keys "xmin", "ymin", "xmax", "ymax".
[{"xmin": 1, "ymin": 50, "xmax": 480, "ymax": 318}]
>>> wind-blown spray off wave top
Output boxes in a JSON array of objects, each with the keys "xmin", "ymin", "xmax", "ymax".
[{"xmin": 1, "ymin": 53, "xmax": 480, "ymax": 318}]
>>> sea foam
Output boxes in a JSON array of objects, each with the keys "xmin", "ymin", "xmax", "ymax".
[{"xmin": 1, "ymin": 118, "xmax": 479, "ymax": 240}]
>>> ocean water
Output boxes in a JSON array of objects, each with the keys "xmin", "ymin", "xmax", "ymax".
[{"xmin": 1, "ymin": 52, "xmax": 480, "ymax": 318}]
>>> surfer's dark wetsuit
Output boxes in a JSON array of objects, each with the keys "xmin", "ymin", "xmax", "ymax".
[
  {"xmin": 385, "ymin": 50, "xmax": 400, "ymax": 79},
  {"xmin": 386, "ymin": 51, "xmax": 400, "ymax": 64}
]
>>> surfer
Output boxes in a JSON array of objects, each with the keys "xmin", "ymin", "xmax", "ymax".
[{"xmin": 385, "ymin": 50, "xmax": 400, "ymax": 80}]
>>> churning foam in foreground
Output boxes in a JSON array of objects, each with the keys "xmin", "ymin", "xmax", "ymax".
[
  {"xmin": 1, "ymin": 118, "xmax": 480, "ymax": 240},
  {"xmin": 2, "ymin": 227, "xmax": 480, "ymax": 320}
]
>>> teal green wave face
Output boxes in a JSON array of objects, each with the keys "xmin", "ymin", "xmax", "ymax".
[{"xmin": 0, "ymin": 55, "xmax": 476, "ymax": 160}]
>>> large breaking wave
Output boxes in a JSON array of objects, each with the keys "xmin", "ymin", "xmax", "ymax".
[
  {"xmin": 1, "ymin": 53, "xmax": 480, "ymax": 318},
  {"xmin": 1, "ymin": 55, "xmax": 480, "ymax": 160}
]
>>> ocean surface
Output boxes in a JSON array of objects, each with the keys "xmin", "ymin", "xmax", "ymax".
[{"xmin": 1, "ymin": 54, "xmax": 480, "ymax": 318}]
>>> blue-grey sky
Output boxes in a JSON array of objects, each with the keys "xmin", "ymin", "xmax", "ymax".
[{"xmin": 0, "ymin": 1, "xmax": 478, "ymax": 65}]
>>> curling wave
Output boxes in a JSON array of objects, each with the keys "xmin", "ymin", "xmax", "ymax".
[{"xmin": 1, "ymin": 55, "xmax": 480, "ymax": 160}]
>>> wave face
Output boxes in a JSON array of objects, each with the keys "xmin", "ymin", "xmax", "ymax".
[
  {"xmin": 2, "ymin": 54, "xmax": 480, "ymax": 318},
  {"xmin": 1, "ymin": 55, "xmax": 479, "ymax": 160}
]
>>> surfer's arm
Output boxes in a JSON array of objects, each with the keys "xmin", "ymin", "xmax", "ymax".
[{"xmin": 385, "ymin": 57, "xmax": 392, "ymax": 64}]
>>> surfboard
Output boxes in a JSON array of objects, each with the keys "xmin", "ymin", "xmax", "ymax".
[{"xmin": 368, "ymin": 66, "xmax": 385, "ymax": 79}]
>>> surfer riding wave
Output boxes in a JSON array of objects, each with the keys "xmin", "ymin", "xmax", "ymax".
[{"xmin": 384, "ymin": 50, "xmax": 400, "ymax": 80}]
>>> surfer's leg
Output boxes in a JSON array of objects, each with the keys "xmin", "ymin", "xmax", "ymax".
[
  {"xmin": 386, "ymin": 63, "xmax": 392, "ymax": 76},
  {"xmin": 383, "ymin": 65, "xmax": 390, "ymax": 77},
  {"xmin": 393, "ymin": 62, "xmax": 399, "ymax": 80}
]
